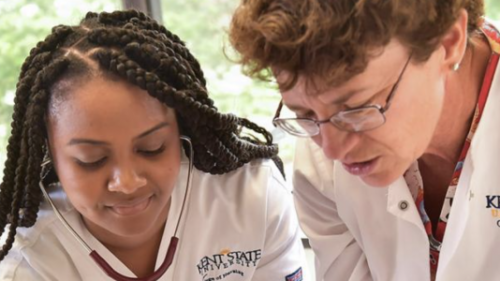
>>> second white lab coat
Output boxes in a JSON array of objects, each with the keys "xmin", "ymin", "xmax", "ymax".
[{"xmin": 293, "ymin": 24, "xmax": 500, "ymax": 281}]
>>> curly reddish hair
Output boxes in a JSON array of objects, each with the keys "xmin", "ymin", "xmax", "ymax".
[{"xmin": 229, "ymin": 0, "xmax": 485, "ymax": 89}]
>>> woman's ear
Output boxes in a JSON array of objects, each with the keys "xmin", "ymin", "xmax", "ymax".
[{"xmin": 440, "ymin": 9, "xmax": 469, "ymax": 72}]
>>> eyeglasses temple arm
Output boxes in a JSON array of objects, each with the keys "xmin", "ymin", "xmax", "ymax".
[
  {"xmin": 383, "ymin": 53, "xmax": 413, "ymax": 113},
  {"xmin": 273, "ymin": 100, "xmax": 284, "ymax": 121}
]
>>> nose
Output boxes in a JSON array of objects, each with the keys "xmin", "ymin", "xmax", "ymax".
[
  {"xmin": 313, "ymin": 123, "xmax": 357, "ymax": 160},
  {"xmin": 107, "ymin": 162, "xmax": 147, "ymax": 194}
]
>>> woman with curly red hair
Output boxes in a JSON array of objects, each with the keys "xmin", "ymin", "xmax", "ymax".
[{"xmin": 229, "ymin": 0, "xmax": 500, "ymax": 280}]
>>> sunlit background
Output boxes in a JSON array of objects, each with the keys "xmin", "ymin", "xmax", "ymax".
[
  {"xmin": 1, "ymin": 0, "xmax": 500, "ymax": 177},
  {"xmin": 0, "ymin": 1, "xmax": 499, "ymax": 279}
]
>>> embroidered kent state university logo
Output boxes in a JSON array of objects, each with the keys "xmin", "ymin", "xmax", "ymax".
[
  {"xmin": 485, "ymin": 195, "xmax": 500, "ymax": 227},
  {"xmin": 196, "ymin": 248, "xmax": 262, "ymax": 281}
]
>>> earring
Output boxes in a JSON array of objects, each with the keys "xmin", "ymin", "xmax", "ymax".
[{"xmin": 452, "ymin": 63, "xmax": 460, "ymax": 72}]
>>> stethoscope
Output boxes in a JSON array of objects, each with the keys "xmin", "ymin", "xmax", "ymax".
[{"xmin": 39, "ymin": 136, "xmax": 194, "ymax": 281}]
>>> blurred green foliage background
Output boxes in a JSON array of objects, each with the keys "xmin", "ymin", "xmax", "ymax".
[{"xmin": 0, "ymin": 0, "xmax": 499, "ymax": 177}]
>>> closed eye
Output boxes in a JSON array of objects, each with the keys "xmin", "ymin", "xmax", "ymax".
[
  {"xmin": 295, "ymin": 110, "xmax": 316, "ymax": 119},
  {"xmin": 138, "ymin": 145, "xmax": 166, "ymax": 156},
  {"xmin": 343, "ymin": 101, "xmax": 371, "ymax": 111},
  {"xmin": 75, "ymin": 157, "xmax": 107, "ymax": 169}
]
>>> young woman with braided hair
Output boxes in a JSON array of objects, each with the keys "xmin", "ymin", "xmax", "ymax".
[{"xmin": 0, "ymin": 10, "xmax": 305, "ymax": 281}]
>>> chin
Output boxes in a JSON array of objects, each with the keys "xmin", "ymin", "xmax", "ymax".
[
  {"xmin": 111, "ymin": 219, "xmax": 158, "ymax": 237},
  {"xmin": 360, "ymin": 170, "xmax": 402, "ymax": 187},
  {"xmin": 101, "ymin": 211, "xmax": 164, "ymax": 238}
]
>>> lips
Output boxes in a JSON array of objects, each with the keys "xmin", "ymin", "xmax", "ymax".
[
  {"xmin": 342, "ymin": 157, "xmax": 379, "ymax": 176},
  {"xmin": 108, "ymin": 196, "xmax": 152, "ymax": 216}
]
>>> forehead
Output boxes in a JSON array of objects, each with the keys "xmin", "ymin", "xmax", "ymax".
[
  {"xmin": 277, "ymin": 40, "xmax": 408, "ymax": 105},
  {"xmin": 48, "ymin": 77, "xmax": 171, "ymax": 136}
]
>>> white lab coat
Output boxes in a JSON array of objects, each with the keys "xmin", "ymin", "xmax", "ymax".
[
  {"xmin": 0, "ymin": 158, "xmax": 306, "ymax": 280},
  {"xmin": 293, "ymin": 40, "xmax": 500, "ymax": 281}
]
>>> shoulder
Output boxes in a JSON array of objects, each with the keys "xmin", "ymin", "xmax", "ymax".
[
  {"xmin": 10, "ymin": 187, "xmax": 73, "ymax": 244},
  {"xmin": 0, "ymin": 255, "xmax": 45, "ymax": 281},
  {"xmin": 185, "ymin": 158, "xmax": 293, "ymax": 225},
  {"xmin": 0, "ymin": 218, "xmax": 59, "ymax": 281},
  {"xmin": 0, "ymin": 187, "xmax": 76, "ymax": 281},
  {"xmin": 191, "ymin": 158, "xmax": 289, "ymax": 197}
]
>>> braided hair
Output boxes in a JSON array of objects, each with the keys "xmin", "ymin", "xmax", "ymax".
[{"xmin": 0, "ymin": 10, "xmax": 284, "ymax": 262}]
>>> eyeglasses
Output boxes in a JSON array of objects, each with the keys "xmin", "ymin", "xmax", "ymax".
[
  {"xmin": 272, "ymin": 54, "xmax": 413, "ymax": 136},
  {"xmin": 39, "ymin": 136, "xmax": 194, "ymax": 281}
]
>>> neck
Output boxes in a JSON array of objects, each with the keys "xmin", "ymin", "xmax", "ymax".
[
  {"xmin": 418, "ymin": 34, "xmax": 491, "ymax": 229},
  {"xmin": 105, "ymin": 224, "xmax": 166, "ymax": 277},
  {"xmin": 83, "ymin": 200, "xmax": 170, "ymax": 277},
  {"xmin": 421, "ymin": 35, "xmax": 491, "ymax": 171}
]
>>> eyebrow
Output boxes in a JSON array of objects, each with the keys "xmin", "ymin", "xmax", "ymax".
[
  {"xmin": 328, "ymin": 89, "xmax": 367, "ymax": 105},
  {"xmin": 135, "ymin": 122, "xmax": 170, "ymax": 140},
  {"xmin": 286, "ymin": 88, "xmax": 367, "ymax": 113},
  {"xmin": 67, "ymin": 122, "xmax": 170, "ymax": 146}
]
